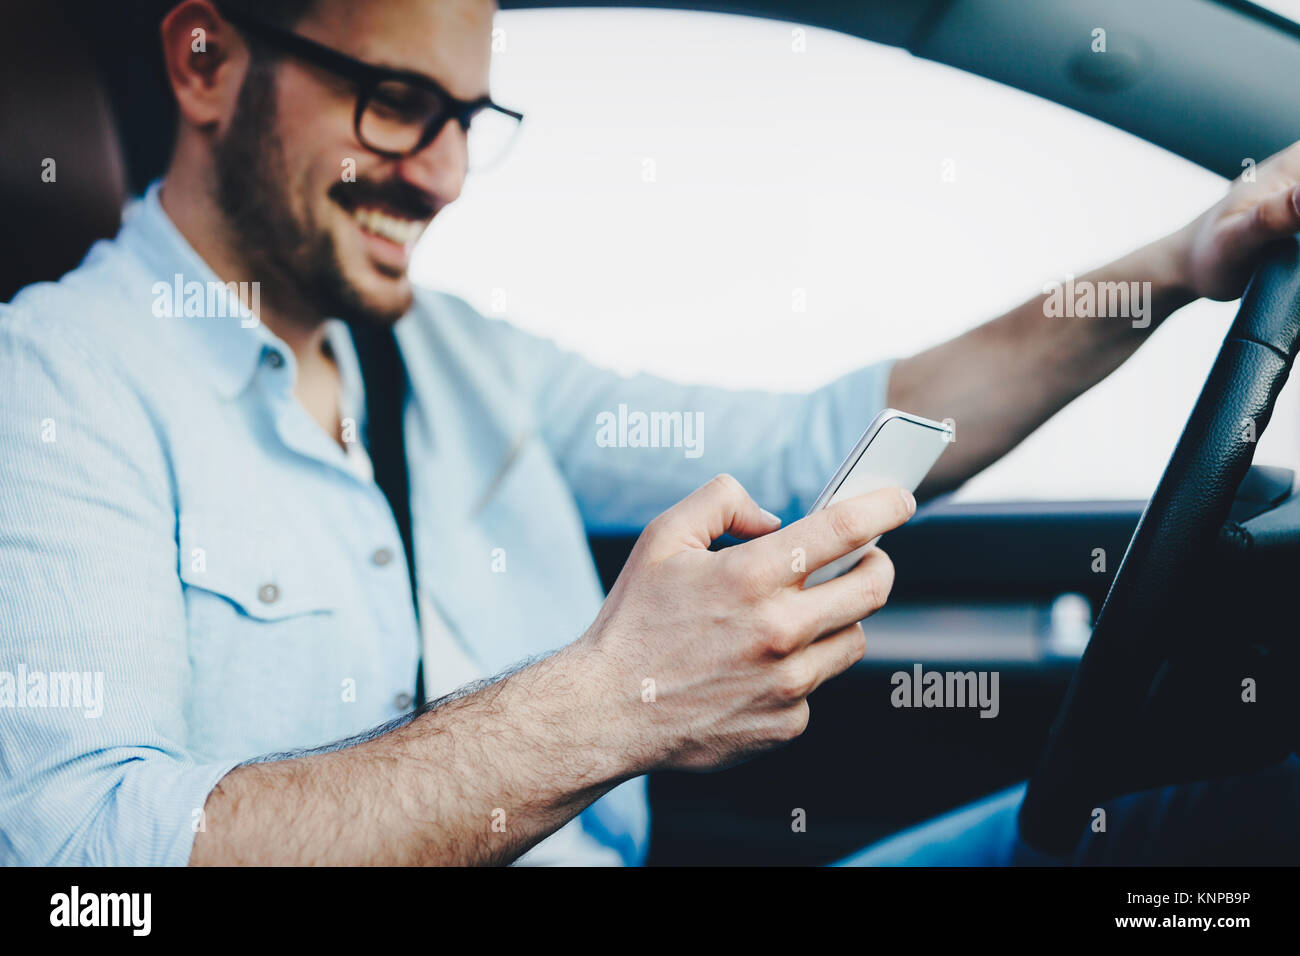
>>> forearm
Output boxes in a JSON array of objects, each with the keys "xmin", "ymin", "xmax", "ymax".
[
  {"xmin": 888, "ymin": 233, "xmax": 1196, "ymax": 496},
  {"xmin": 189, "ymin": 645, "xmax": 627, "ymax": 865}
]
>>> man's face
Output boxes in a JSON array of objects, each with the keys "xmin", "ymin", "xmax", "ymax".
[{"xmin": 214, "ymin": 0, "xmax": 494, "ymax": 325}]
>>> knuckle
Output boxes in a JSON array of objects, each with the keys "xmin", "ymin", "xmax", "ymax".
[
  {"xmin": 1256, "ymin": 199, "xmax": 1285, "ymax": 230},
  {"xmin": 710, "ymin": 472, "xmax": 743, "ymax": 500},
  {"xmin": 858, "ymin": 570, "xmax": 882, "ymax": 616},
  {"xmin": 782, "ymin": 702, "xmax": 812, "ymax": 741},
  {"xmin": 872, "ymin": 546, "xmax": 896, "ymax": 581},
  {"xmin": 827, "ymin": 502, "xmax": 865, "ymax": 546},
  {"xmin": 762, "ymin": 614, "xmax": 801, "ymax": 657},
  {"xmin": 864, "ymin": 552, "xmax": 895, "ymax": 608},
  {"xmin": 846, "ymin": 624, "xmax": 867, "ymax": 665},
  {"xmin": 775, "ymin": 659, "xmax": 816, "ymax": 702}
]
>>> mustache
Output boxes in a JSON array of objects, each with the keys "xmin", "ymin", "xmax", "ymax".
[{"xmin": 329, "ymin": 178, "xmax": 438, "ymax": 220}]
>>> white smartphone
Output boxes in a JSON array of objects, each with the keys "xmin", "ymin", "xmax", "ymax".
[{"xmin": 802, "ymin": 408, "xmax": 953, "ymax": 588}]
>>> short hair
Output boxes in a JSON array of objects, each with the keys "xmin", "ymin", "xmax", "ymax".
[
  {"xmin": 210, "ymin": 0, "xmax": 321, "ymax": 67},
  {"xmin": 214, "ymin": 0, "xmax": 318, "ymax": 31}
]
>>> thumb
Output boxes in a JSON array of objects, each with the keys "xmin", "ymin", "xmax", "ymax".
[{"xmin": 651, "ymin": 474, "xmax": 782, "ymax": 552}]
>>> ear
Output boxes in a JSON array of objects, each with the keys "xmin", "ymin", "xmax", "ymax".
[{"xmin": 159, "ymin": 0, "xmax": 251, "ymax": 133}]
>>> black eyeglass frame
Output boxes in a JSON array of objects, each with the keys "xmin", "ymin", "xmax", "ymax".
[{"xmin": 219, "ymin": 8, "xmax": 524, "ymax": 160}]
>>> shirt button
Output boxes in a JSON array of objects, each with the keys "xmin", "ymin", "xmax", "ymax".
[
  {"xmin": 257, "ymin": 583, "xmax": 280, "ymax": 605},
  {"xmin": 393, "ymin": 692, "xmax": 413, "ymax": 710},
  {"xmin": 265, "ymin": 351, "xmax": 284, "ymax": 369},
  {"xmin": 371, "ymin": 547, "xmax": 394, "ymax": 567}
]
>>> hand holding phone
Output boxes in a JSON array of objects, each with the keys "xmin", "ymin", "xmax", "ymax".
[{"xmin": 803, "ymin": 409, "xmax": 952, "ymax": 587}]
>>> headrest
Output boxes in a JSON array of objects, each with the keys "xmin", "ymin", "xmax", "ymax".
[{"xmin": 0, "ymin": 0, "xmax": 129, "ymax": 302}]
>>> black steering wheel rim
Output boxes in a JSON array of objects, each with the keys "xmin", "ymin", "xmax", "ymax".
[{"xmin": 1018, "ymin": 237, "xmax": 1300, "ymax": 855}]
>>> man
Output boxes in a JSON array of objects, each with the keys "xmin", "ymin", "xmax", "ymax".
[{"xmin": 2, "ymin": 0, "xmax": 1299, "ymax": 866}]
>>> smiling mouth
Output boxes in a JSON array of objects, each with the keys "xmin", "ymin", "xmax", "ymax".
[{"xmin": 351, "ymin": 205, "xmax": 426, "ymax": 247}]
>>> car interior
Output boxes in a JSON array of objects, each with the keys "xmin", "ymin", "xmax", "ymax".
[{"xmin": 5, "ymin": 0, "xmax": 1300, "ymax": 866}]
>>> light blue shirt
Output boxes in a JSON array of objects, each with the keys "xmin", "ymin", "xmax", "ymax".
[{"xmin": 0, "ymin": 182, "xmax": 890, "ymax": 866}]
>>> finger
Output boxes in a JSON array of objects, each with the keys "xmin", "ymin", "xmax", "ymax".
[
  {"xmin": 793, "ymin": 622, "xmax": 867, "ymax": 696},
  {"xmin": 797, "ymin": 546, "xmax": 895, "ymax": 635},
  {"xmin": 1221, "ymin": 185, "xmax": 1300, "ymax": 252},
  {"xmin": 647, "ymin": 473, "xmax": 781, "ymax": 553},
  {"xmin": 1258, "ymin": 140, "xmax": 1300, "ymax": 183},
  {"xmin": 1248, "ymin": 184, "xmax": 1300, "ymax": 237},
  {"xmin": 752, "ymin": 486, "xmax": 915, "ymax": 587}
]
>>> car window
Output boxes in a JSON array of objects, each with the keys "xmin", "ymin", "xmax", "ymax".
[
  {"xmin": 413, "ymin": 8, "xmax": 1300, "ymax": 501},
  {"xmin": 1255, "ymin": 0, "xmax": 1300, "ymax": 25}
]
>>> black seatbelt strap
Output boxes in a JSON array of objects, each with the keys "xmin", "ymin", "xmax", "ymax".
[{"xmin": 348, "ymin": 321, "xmax": 424, "ymax": 707}]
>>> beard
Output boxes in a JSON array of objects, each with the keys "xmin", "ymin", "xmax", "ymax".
[{"xmin": 213, "ymin": 58, "xmax": 413, "ymax": 327}]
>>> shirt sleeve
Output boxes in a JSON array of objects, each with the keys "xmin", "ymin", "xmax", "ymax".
[
  {"xmin": 0, "ymin": 308, "xmax": 238, "ymax": 865},
  {"xmin": 475, "ymin": 309, "xmax": 894, "ymax": 532}
]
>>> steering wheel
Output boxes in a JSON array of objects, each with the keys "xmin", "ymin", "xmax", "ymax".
[{"xmin": 1018, "ymin": 237, "xmax": 1300, "ymax": 855}]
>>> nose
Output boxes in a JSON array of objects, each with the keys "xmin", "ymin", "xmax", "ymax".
[{"xmin": 395, "ymin": 120, "xmax": 467, "ymax": 209}]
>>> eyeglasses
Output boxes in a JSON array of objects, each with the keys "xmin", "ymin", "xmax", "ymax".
[{"xmin": 219, "ymin": 9, "xmax": 524, "ymax": 170}]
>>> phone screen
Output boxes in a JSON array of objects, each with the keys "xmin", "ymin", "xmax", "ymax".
[{"xmin": 803, "ymin": 411, "xmax": 951, "ymax": 588}]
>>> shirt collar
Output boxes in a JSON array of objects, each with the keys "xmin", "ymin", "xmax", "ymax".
[{"xmin": 120, "ymin": 180, "xmax": 289, "ymax": 400}]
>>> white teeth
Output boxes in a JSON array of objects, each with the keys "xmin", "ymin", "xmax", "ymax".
[{"xmin": 353, "ymin": 206, "xmax": 422, "ymax": 246}]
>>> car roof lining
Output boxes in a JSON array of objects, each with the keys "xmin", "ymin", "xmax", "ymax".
[{"xmin": 500, "ymin": 0, "xmax": 1300, "ymax": 179}]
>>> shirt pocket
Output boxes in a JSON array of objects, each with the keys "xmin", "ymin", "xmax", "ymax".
[
  {"xmin": 178, "ymin": 512, "xmax": 349, "ymax": 758},
  {"xmin": 178, "ymin": 514, "xmax": 336, "ymax": 621}
]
